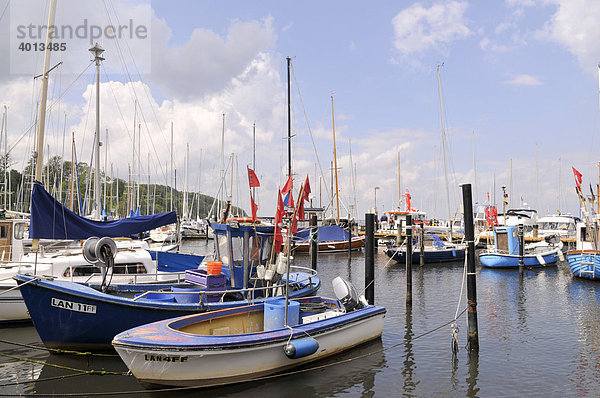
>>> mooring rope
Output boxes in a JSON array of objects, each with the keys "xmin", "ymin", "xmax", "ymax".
[{"xmin": 0, "ymin": 338, "xmax": 119, "ymax": 357}]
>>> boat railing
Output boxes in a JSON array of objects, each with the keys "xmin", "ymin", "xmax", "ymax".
[
  {"xmin": 131, "ymin": 265, "xmax": 318, "ymax": 305},
  {"xmin": 82, "ymin": 270, "xmax": 188, "ymax": 285}
]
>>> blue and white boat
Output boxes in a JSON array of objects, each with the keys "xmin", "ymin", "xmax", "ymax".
[
  {"xmin": 0, "ymin": 183, "xmax": 195, "ymax": 323},
  {"xmin": 479, "ymin": 226, "xmax": 563, "ymax": 268},
  {"xmin": 566, "ymin": 221, "xmax": 600, "ymax": 279},
  {"xmin": 383, "ymin": 234, "xmax": 465, "ymax": 264},
  {"xmin": 112, "ymin": 278, "xmax": 384, "ymax": 388},
  {"xmin": 15, "ymin": 220, "xmax": 320, "ymax": 350}
]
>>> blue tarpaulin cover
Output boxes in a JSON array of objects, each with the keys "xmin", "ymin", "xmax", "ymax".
[
  {"xmin": 294, "ymin": 225, "xmax": 350, "ymax": 242},
  {"xmin": 30, "ymin": 182, "xmax": 177, "ymax": 240},
  {"xmin": 148, "ymin": 250, "xmax": 205, "ymax": 272}
]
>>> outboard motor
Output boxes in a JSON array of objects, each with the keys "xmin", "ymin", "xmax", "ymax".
[
  {"xmin": 544, "ymin": 234, "xmax": 560, "ymax": 245},
  {"xmin": 332, "ymin": 276, "xmax": 367, "ymax": 312}
]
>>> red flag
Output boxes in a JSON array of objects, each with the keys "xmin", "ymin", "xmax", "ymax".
[
  {"xmin": 250, "ymin": 193, "xmax": 258, "ymax": 220},
  {"xmin": 247, "ymin": 167, "xmax": 260, "ymax": 188},
  {"xmin": 282, "ymin": 175, "xmax": 293, "ymax": 195},
  {"xmin": 302, "ymin": 175, "xmax": 311, "ymax": 202},
  {"xmin": 572, "ymin": 166, "xmax": 583, "ymax": 189},
  {"xmin": 298, "ymin": 198, "xmax": 305, "ymax": 221},
  {"xmin": 274, "ymin": 190, "xmax": 284, "ymax": 253}
]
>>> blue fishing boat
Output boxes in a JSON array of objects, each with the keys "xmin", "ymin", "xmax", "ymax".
[
  {"xmin": 383, "ymin": 234, "xmax": 465, "ymax": 263},
  {"xmin": 479, "ymin": 226, "xmax": 563, "ymax": 268},
  {"xmin": 15, "ymin": 221, "xmax": 320, "ymax": 350},
  {"xmin": 566, "ymin": 220, "xmax": 600, "ymax": 279},
  {"xmin": 112, "ymin": 278, "xmax": 385, "ymax": 388}
]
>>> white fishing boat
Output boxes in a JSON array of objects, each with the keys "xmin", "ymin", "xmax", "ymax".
[
  {"xmin": 536, "ymin": 214, "xmax": 579, "ymax": 239},
  {"xmin": 113, "ymin": 277, "xmax": 385, "ymax": 388}
]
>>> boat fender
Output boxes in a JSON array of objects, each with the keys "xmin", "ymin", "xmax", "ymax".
[
  {"xmin": 536, "ymin": 253, "xmax": 546, "ymax": 265},
  {"xmin": 284, "ymin": 337, "xmax": 319, "ymax": 359},
  {"xmin": 276, "ymin": 253, "xmax": 292, "ymax": 275},
  {"xmin": 264, "ymin": 269, "xmax": 274, "ymax": 281},
  {"xmin": 452, "ymin": 248, "xmax": 456, "ymax": 257},
  {"xmin": 557, "ymin": 250, "xmax": 565, "ymax": 262}
]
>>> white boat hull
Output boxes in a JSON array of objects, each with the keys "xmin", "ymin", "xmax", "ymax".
[{"xmin": 115, "ymin": 311, "xmax": 385, "ymax": 387}]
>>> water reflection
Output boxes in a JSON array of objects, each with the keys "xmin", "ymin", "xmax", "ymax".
[
  {"xmin": 402, "ymin": 306, "xmax": 416, "ymax": 395},
  {"xmin": 34, "ymin": 354, "xmax": 146, "ymax": 396},
  {"xmin": 466, "ymin": 351, "xmax": 480, "ymax": 397}
]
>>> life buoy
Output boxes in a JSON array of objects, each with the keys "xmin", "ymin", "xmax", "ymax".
[{"xmin": 226, "ymin": 217, "xmax": 261, "ymax": 224}]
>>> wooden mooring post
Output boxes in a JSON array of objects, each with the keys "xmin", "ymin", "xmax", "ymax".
[
  {"xmin": 462, "ymin": 183, "xmax": 479, "ymax": 351},
  {"xmin": 406, "ymin": 214, "xmax": 412, "ymax": 306},
  {"xmin": 518, "ymin": 223, "xmax": 524, "ymax": 276},
  {"xmin": 347, "ymin": 220, "xmax": 352, "ymax": 257},
  {"xmin": 365, "ymin": 213, "xmax": 375, "ymax": 305},
  {"xmin": 310, "ymin": 214, "xmax": 318, "ymax": 271},
  {"xmin": 419, "ymin": 223, "xmax": 425, "ymax": 266}
]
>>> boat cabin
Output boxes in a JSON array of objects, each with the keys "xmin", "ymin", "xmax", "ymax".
[
  {"xmin": 211, "ymin": 222, "xmax": 275, "ymax": 289},
  {"xmin": 493, "ymin": 226, "xmax": 521, "ymax": 255},
  {"xmin": 0, "ymin": 217, "xmax": 27, "ymax": 262}
]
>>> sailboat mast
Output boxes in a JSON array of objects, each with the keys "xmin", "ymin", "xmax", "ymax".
[
  {"xmin": 170, "ymin": 121, "xmax": 173, "ymax": 212},
  {"xmin": 436, "ymin": 65, "xmax": 452, "ymax": 240},
  {"xmin": 70, "ymin": 133, "xmax": 75, "ymax": 210},
  {"xmin": 34, "ymin": 0, "xmax": 57, "ymax": 184},
  {"xmin": 510, "ymin": 158, "xmax": 513, "ymax": 208},
  {"xmin": 286, "ymin": 57, "xmax": 292, "ymax": 180},
  {"xmin": 104, "ymin": 128, "xmax": 108, "ymax": 214},
  {"xmin": 89, "ymin": 43, "xmax": 104, "ymax": 219},
  {"xmin": 252, "ymin": 122, "xmax": 256, "ymax": 199},
  {"xmin": 331, "ymin": 95, "xmax": 340, "ymax": 223},
  {"xmin": 472, "ymin": 131, "xmax": 478, "ymax": 202},
  {"xmin": 137, "ymin": 123, "xmax": 141, "ymax": 210},
  {"xmin": 398, "ymin": 151, "xmax": 401, "ymax": 209}
]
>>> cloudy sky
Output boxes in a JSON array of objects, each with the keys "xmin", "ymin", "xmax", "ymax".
[{"xmin": 1, "ymin": 0, "xmax": 600, "ymax": 220}]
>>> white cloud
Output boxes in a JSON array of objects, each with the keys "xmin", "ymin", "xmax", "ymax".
[
  {"xmin": 391, "ymin": 1, "xmax": 471, "ymax": 55},
  {"xmin": 149, "ymin": 15, "xmax": 277, "ymax": 100},
  {"xmin": 504, "ymin": 74, "xmax": 542, "ymax": 86},
  {"xmin": 537, "ymin": 0, "xmax": 600, "ymax": 73}
]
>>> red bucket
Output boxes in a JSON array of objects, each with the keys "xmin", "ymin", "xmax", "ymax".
[{"xmin": 206, "ymin": 261, "xmax": 222, "ymax": 276}]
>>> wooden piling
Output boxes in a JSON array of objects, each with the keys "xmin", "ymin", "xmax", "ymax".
[
  {"xmin": 310, "ymin": 214, "xmax": 318, "ymax": 271},
  {"xmin": 518, "ymin": 223, "xmax": 524, "ymax": 275},
  {"xmin": 419, "ymin": 223, "xmax": 425, "ymax": 266},
  {"xmin": 406, "ymin": 214, "xmax": 412, "ymax": 306},
  {"xmin": 347, "ymin": 220, "xmax": 352, "ymax": 257},
  {"xmin": 462, "ymin": 183, "xmax": 479, "ymax": 351},
  {"xmin": 365, "ymin": 213, "xmax": 375, "ymax": 305}
]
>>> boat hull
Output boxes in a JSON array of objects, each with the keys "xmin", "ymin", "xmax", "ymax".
[
  {"xmin": 294, "ymin": 237, "xmax": 365, "ymax": 253},
  {"xmin": 14, "ymin": 273, "xmax": 320, "ymax": 350},
  {"xmin": 384, "ymin": 247, "xmax": 465, "ymax": 263},
  {"xmin": 479, "ymin": 251, "xmax": 559, "ymax": 268},
  {"xmin": 113, "ymin": 300, "xmax": 385, "ymax": 388},
  {"xmin": 566, "ymin": 250, "xmax": 600, "ymax": 279}
]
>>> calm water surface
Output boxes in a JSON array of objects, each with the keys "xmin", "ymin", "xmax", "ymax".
[{"xmin": 1, "ymin": 240, "xmax": 599, "ymax": 397}]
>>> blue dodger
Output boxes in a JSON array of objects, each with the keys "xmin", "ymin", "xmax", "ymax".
[{"xmin": 284, "ymin": 337, "xmax": 319, "ymax": 359}]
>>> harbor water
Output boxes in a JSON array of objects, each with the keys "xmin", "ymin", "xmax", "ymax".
[{"xmin": 1, "ymin": 239, "xmax": 599, "ymax": 397}]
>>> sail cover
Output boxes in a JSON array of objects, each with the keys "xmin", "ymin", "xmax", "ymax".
[
  {"xmin": 294, "ymin": 225, "xmax": 351, "ymax": 242},
  {"xmin": 30, "ymin": 182, "xmax": 177, "ymax": 240}
]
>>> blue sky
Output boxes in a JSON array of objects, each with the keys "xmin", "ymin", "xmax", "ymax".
[{"xmin": 1, "ymin": 0, "xmax": 600, "ymax": 219}]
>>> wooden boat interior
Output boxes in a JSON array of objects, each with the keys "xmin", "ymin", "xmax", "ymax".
[{"xmin": 177, "ymin": 298, "xmax": 342, "ymax": 336}]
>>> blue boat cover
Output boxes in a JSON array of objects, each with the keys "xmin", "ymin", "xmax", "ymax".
[
  {"xmin": 295, "ymin": 225, "xmax": 350, "ymax": 242},
  {"xmin": 148, "ymin": 250, "xmax": 205, "ymax": 272},
  {"xmin": 30, "ymin": 182, "xmax": 177, "ymax": 240}
]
